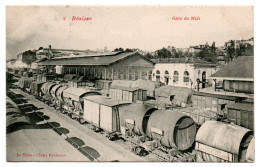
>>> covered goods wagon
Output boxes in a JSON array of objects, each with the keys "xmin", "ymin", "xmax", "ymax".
[
  {"xmin": 83, "ymin": 95, "xmax": 130, "ymax": 138},
  {"xmin": 62, "ymin": 87, "xmax": 101, "ymax": 121},
  {"xmin": 110, "ymin": 86, "xmax": 147, "ymax": 102},
  {"xmin": 195, "ymin": 121, "xmax": 253, "ymax": 162},
  {"xmin": 191, "ymin": 91, "xmax": 245, "ymax": 115},
  {"xmin": 154, "ymin": 86, "xmax": 193, "ymax": 107},
  {"xmin": 30, "ymin": 81, "xmax": 45, "ymax": 98},
  {"xmin": 227, "ymin": 103, "xmax": 254, "ymax": 130}
]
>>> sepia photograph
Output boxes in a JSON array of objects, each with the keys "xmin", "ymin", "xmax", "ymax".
[{"xmin": 5, "ymin": 5, "xmax": 254, "ymax": 163}]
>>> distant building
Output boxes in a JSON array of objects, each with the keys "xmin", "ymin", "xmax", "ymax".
[
  {"xmin": 36, "ymin": 45, "xmax": 100, "ymax": 60},
  {"xmin": 150, "ymin": 58, "xmax": 219, "ymax": 89}
]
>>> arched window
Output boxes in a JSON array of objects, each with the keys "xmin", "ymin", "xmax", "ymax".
[
  {"xmin": 173, "ymin": 71, "xmax": 179, "ymax": 82},
  {"xmin": 165, "ymin": 70, "xmax": 169, "ymax": 75},
  {"xmin": 156, "ymin": 70, "xmax": 160, "ymax": 81},
  {"xmin": 183, "ymin": 71, "xmax": 190, "ymax": 82}
]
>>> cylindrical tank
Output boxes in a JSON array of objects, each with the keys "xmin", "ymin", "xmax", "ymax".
[
  {"xmin": 246, "ymin": 137, "xmax": 254, "ymax": 162},
  {"xmin": 56, "ymin": 86, "xmax": 68, "ymax": 102},
  {"xmin": 195, "ymin": 121, "xmax": 253, "ymax": 162},
  {"xmin": 51, "ymin": 84, "xmax": 62, "ymax": 98},
  {"xmin": 146, "ymin": 110, "xmax": 196, "ymax": 150},
  {"xmin": 122, "ymin": 103, "xmax": 158, "ymax": 135},
  {"xmin": 41, "ymin": 82, "xmax": 57, "ymax": 96}
]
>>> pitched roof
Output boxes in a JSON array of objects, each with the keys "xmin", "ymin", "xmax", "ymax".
[
  {"xmin": 151, "ymin": 58, "xmax": 217, "ymax": 67},
  {"xmin": 38, "ymin": 52, "xmax": 153, "ymax": 66},
  {"xmin": 211, "ymin": 56, "xmax": 253, "ymax": 80}
]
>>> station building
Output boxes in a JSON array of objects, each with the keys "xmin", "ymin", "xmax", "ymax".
[
  {"xmin": 38, "ymin": 51, "xmax": 154, "ymax": 81},
  {"xmin": 151, "ymin": 58, "xmax": 219, "ymax": 89}
]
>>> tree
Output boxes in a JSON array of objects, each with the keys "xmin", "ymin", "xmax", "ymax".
[
  {"xmin": 114, "ymin": 48, "xmax": 124, "ymax": 52},
  {"xmin": 156, "ymin": 47, "xmax": 173, "ymax": 58},
  {"xmin": 22, "ymin": 50, "xmax": 36, "ymax": 65},
  {"xmin": 125, "ymin": 48, "xmax": 133, "ymax": 52},
  {"xmin": 144, "ymin": 53, "xmax": 153, "ymax": 59}
]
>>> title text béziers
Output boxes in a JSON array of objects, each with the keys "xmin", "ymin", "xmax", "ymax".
[{"xmin": 72, "ymin": 16, "xmax": 92, "ymax": 21}]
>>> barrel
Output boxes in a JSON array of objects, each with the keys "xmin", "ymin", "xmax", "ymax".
[
  {"xmin": 56, "ymin": 86, "xmax": 68, "ymax": 102},
  {"xmin": 246, "ymin": 137, "xmax": 254, "ymax": 162},
  {"xmin": 122, "ymin": 103, "xmax": 158, "ymax": 135},
  {"xmin": 196, "ymin": 121, "xmax": 253, "ymax": 162},
  {"xmin": 146, "ymin": 110, "xmax": 196, "ymax": 150},
  {"xmin": 41, "ymin": 82, "xmax": 53, "ymax": 95},
  {"xmin": 51, "ymin": 84, "xmax": 62, "ymax": 98}
]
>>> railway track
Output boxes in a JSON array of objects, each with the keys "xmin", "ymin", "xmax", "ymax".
[
  {"xmin": 7, "ymin": 90, "xmax": 100, "ymax": 162},
  {"xmin": 8, "ymin": 89, "xmax": 196, "ymax": 162}
]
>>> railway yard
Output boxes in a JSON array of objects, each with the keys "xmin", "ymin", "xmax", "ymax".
[
  {"xmin": 6, "ymin": 71, "xmax": 255, "ymax": 162},
  {"xmin": 7, "ymin": 86, "xmax": 156, "ymax": 162}
]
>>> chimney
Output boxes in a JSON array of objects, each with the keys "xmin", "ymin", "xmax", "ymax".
[{"xmin": 47, "ymin": 45, "xmax": 52, "ymax": 59}]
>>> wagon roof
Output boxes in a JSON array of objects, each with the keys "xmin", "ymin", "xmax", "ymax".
[
  {"xmin": 110, "ymin": 86, "xmax": 140, "ymax": 91},
  {"xmin": 32, "ymin": 81, "xmax": 45, "ymax": 84},
  {"xmin": 84, "ymin": 95, "xmax": 130, "ymax": 107},
  {"xmin": 63, "ymin": 87, "xmax": 89, "ymax": 97},
  {"xmin": 227, "ymin": 103, "xmax": 254, "ymax": 112},
  {"xmin": 192, "ymin": 91, "xmax": 240, "ymax": 101},
  {"xmin": 196, "ymin": 121, "xmax": 252, "ymax": 155}
]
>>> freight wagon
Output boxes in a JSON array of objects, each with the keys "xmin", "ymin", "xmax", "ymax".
[
  {"xmin": 62, "ymin": 87, "xmax": 101, "ymax": 121},
  {"xmin": 226, "ymin": 103, "xmax": 254, "ymax": 130},
  {"xmin": 195, "ymin": 121, "xmax": 253, "ymax": 162},
  {"xmin": 120, "ymin": 103, "xmax": 197, "ymax": 160},
  {"xmin": 30, "ymin": 81, "xmax": 45, "ymax": 99},
  {"xmin": 110, "ymin": 86, "xmax": 147, "ymax": 102},
  {"xmin": 191, "ymin": 91, "xmax": 246, "ymax": 116},
  {"xmin": 245, "ymin": 137, "xmax": 254, "ymax": 162},
  {"xmin": 18, "ymin": 77, "xmax": 34, "ymax": 92},
  {"xmin": 41, "ymin": 82, "xmax": 57, "ymax": 104},
  {"xmin": 55, "ymin": 86, "xmax": 68, "ymax": 110},
  {"xmin": 83, "ymin": 95, "xmax": 131, "ymax": 138},
  {"xmin": 50, "ymin": 84, "xmax": 63, "ymax": 107},
  {"xmin": 175, "ymin": 107, "xmax": 219, "ymax": 125}
]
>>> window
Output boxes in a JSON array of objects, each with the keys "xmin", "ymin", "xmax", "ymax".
[
  {"xmin": 156, "ymin": 70, "xmax": 160, "ymax": 82},
  {"xmin": 129, "ymin": 70, "xmax": 133, "ymax": 80},
  {"xmin": 173, "ymin": 71, "xmax": 179, "ymax": 82},
  {"xmin": 141, "ymin": 71, "xmax": 147, "ymax": 80},
  {"xmin": 183, "ymin": 71, "xmax": 190, "ymax": 82},
  {"xmin": 134, "ymin": 71, "xmax": 139, "ymax": 80},
  {"xmin": 148, "ymin": 70, "xmax": 152, "ymax": 80}
]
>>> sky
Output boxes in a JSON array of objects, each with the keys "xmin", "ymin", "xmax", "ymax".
[{"xmin": 6, "ymin": 5, "xmax": 254, "ymax": 59}]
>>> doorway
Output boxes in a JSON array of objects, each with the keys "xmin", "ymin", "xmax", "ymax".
[{"xmin": 202, "ymin": 71, "xmax": 206, "ymax": 88}]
